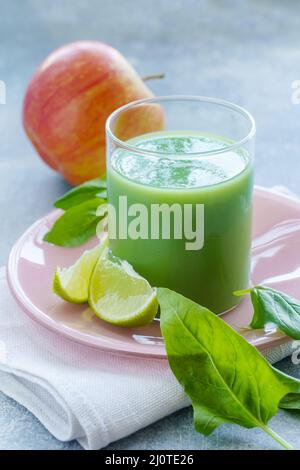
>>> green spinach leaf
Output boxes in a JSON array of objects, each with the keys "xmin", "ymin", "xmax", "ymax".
[
  {"xmin": 54, "ymin": 177, "xmax": 107, "ymax": 210},
  {"xmin": 236, "ymin": 286, "xmax": 300, "ymax": 340},
  {"xmin": 44, "ymin": 198, "xmax": 105, "ymax": 247},
  {"xmin": 280, "ymin": 393, "xmax": 300, "ymax": 409},
  {"xmin": 274, "ymin": 368, "xmax": 300, "ymax": 409},
  {"xmin": 158, "ymin": 287, "xmax": 299, "ymax": 449}
]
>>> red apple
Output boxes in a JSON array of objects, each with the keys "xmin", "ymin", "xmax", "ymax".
[{"xmin": 23, "ymin": 41, "xmax": 164, "ymax": 185}]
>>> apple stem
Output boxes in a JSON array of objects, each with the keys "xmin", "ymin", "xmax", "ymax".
[{"xmin": 142, "ymin": 73, "xmax": 165, "ymax": 82}]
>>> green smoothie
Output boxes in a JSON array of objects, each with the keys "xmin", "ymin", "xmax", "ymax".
[{"xmin": 107, "ymin": 131, "xmax": 253, "ymax": 314}]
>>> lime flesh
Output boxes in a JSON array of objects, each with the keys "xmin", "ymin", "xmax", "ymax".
[
  {"xmin": 88, "ymin": 251, "xmax": 158, "ymax": 327},
  {"xmin": 53, "ymin": 238, "xmax": 108, "ymax": 303}
]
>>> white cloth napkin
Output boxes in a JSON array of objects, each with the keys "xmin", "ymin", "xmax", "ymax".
[{"xmin": 0, "ymin": 186, "xmax": 297, "ymax": 450}]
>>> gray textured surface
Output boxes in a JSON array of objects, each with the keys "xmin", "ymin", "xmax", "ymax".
[{"xmin": 0, "ymin": 0, "xmax": 300, "ymax": 450}]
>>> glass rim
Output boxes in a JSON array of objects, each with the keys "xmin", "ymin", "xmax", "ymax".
[{"xmin": 106, "ymin": 95, "xmax": 256, "ymax": 158}]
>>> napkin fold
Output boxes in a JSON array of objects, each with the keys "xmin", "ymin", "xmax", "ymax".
[{"xmin": 0, "ymin": 186, "xmax": 297, "ymax": 450}]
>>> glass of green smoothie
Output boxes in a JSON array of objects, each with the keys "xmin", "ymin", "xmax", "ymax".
[{"xmin": 106, "ymin": 96, "xmax": 255, "ymax": 314}]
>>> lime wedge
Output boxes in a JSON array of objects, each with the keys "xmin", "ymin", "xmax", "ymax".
[
  {"xmin": 53, "ymin": 238, "xmax": 108, "ymax": 303},
  {"xmin": 89, "ymin": 251, "xmax": 158, "ymax": 327}
]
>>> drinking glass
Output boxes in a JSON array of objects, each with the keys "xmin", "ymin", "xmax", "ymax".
[{"xmin": 106, "ymin": 96, "xmax": 255, "ymax": 314}]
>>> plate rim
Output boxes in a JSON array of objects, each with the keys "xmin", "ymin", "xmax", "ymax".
[{"xmin": 7, "ymin": 185, "xmax": 298, "ymax": 359}]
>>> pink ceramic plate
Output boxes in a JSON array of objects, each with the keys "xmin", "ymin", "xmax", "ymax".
[{"xmin": 7, "ymin": 186, "xmax": 300, "ymax": 358}]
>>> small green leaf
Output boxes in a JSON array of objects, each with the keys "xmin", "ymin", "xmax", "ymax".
[
  {"xmin": 158, "ymin": 287, "xmax": 299, "ymax": 449},
  {"xmin": 44, "ymin": 198, "xmax": 105, "ymax": 247},
  {"xmin": 280, "ymin": 393, "xmax": 300, "ymax": 410},
  {"xmin": 274, "ymin": 367, "xmax": 300, "ymax": 410},
  {"xmin": 54, "ymin": 177, "xmax": 107, "ymax": 210},
  {"xmin": 249, "ymin": 286, "xmax": 300, "ymax": 340}
]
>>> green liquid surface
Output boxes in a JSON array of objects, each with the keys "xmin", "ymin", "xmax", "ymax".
[{"xmin": 108, "ymin": 132, "xmax": 253, "ymax": 314}]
